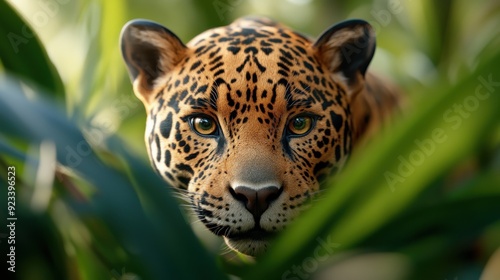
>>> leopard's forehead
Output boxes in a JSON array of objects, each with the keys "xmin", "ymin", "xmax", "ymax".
[
  {"xmin": 183, "ymin": 20, "xmax": 316, "ymax": 79},
  {"xmin": 187, "ymin": 19, "xmax": 312, "ymax": 50},
  {"xmin": 164, "ymin": 19, "xmax": 348, "ymax": 120}
]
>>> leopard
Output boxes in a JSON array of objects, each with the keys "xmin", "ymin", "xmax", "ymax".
[{"xmin": 120, "ymin": 16, "xmax": 401, "ymax": 256}]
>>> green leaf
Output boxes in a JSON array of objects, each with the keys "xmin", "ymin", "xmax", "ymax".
[
  {"xmin": 0, "ymin": 1, "xmax": 64, "ymax": 101},
  {"xmin": 0, "ymin": 76, "xmax": 227, "ymax": 280}
]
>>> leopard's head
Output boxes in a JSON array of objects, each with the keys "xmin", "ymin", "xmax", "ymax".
[{"xmin": 120, "ymin": 17, "xmax": 375, "ymax": 256}]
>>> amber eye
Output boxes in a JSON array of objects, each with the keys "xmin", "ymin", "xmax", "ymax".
[
  {"xmin": 288, "ymin": 116, "xmax": 313, "ymax": 136},
  {"xmin": 191, "ymin": 116, "xmax": 218, "ymax": 135}
]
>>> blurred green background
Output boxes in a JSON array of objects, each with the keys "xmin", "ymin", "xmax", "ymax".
[{"xmin": 0, "ymin": 0, "xmax": 499, "ymax": 279}]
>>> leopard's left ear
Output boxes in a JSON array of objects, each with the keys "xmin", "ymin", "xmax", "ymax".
[
  {"xmin": 313, "ymin": 19, "xmax": 375, "ymax": 86},
  {"xmin": 120, "ymin": 19, "xmax": 187, "ymax": 107}
]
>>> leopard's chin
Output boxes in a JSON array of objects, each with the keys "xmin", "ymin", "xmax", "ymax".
[
  {"xmin": 224, "ymin": 237, "xmax": 270, "ymax": 256},
  {"xmin": 223, "ymin": 228, "xmax": 277, "ymax": 256}
]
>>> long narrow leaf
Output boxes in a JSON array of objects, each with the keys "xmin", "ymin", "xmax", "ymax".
[
  {"xmin": 0, "ymin": 76, "xmax": 227, "ymax": 280},
  {"xmin": 0, "ymin": 1, "xmax": 64, "ymax": 100}
]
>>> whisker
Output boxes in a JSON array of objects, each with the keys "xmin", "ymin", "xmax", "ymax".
[
  {"xmin": 219, "ymin": 242, "xmax": 234, "ymax": 256},
  {"xmin": 179, "ymin": 204, "xmax": 197, "ymax": 212},
  {"xmin": 224, "ymin": 226, "xmax": 232, "ymax": 237},
  {"xmin": 189, "ymin": 218, "xmax": 204, "ymax": 226}
]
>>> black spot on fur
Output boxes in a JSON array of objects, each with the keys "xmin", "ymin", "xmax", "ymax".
[
  {"xmin": 165, "ymin": 150, "xmax": 171, "ymax": 167},
  {"xmin": 155, "ymin": 134, "xmax": 161, "ymax": 161},
  {"xmin": 190, "ymin": 61, "xmax": 202, "ymax": 71},
  {"xmin": 330, "ymin": 111, "xmax": 343, "ymax": 132},
  {"xmin": 160, "ymin": 112, "xmax": 173, "ymax": 138},
  {"xmin": 176, "ymin": 163, "xmax": 194, "ymax": 175},
  {"xmin": 227, "ymin": 46, "xmax": 240, "ymax": 54}
]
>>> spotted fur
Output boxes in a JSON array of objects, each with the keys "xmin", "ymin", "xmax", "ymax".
[{"xmin": 120, "ymin": 17, "xmax": 401, "ymax": 256}]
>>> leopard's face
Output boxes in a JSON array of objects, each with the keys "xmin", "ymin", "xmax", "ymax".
[{"xmin": 121, "ymin": 17, "xmax": 376, "ymax": 256}]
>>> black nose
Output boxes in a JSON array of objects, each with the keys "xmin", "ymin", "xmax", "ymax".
[{"xmin": 230, "ymin": 186, "xmax": 283, "ymax": 219}]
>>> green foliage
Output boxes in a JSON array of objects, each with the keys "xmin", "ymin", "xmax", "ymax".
[
  {"xmin": 0, "ymin": 1, "xmax": 64, "ymax": 100},
  {"xmin": 0, "ymin": 70, "xmax": 226, "ymax": 280},
  {"xmin": 0, "ymin": 1, "xmax": 499, "ymax": 279}
]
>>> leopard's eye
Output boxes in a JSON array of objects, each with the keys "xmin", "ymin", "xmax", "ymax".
[
  {"xmin": 191, "ymin": 115, "xmax": 218, "ymax": 136},
  {"xmin": 288, "ymin": 116, "xmax": 313, "ymax": 136}
]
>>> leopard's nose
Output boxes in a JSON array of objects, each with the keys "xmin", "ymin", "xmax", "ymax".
[{"xmin": 230, "ymin": 186, "xmax": 283, "ymax": 219}]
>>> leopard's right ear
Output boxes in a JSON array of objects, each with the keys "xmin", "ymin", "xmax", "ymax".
[{"xmin": 120, "ymin": 19, "xmax": 187, "ymax": 107}]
